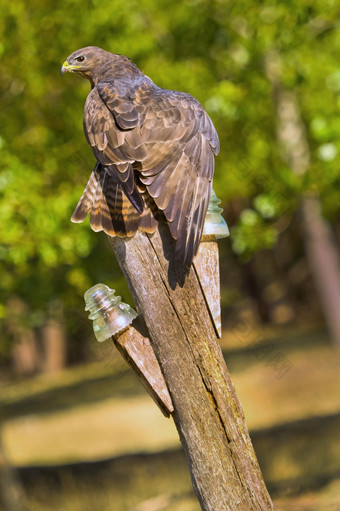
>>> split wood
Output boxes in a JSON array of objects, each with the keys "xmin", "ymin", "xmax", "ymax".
[{"xmin": 108, "ymin": 222, "xmax": 274, "ymax": 511}]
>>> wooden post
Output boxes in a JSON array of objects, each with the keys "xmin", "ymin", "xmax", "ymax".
[
  {"xmin": 108, "ymin": 222, "xmax": 274, "ymax": 511},
  {"xmin": 112, "ymin": 325, "xmax": 174, "ymax": 417}
]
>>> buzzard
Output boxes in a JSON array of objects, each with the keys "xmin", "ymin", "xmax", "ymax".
[{"xmin": 61, "ymin": 47, "xmax": 219, "ymax": 270}]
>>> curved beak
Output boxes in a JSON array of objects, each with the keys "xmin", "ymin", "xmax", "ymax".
[
  {"xmin": 61, "ymin": 61, "xmax": 70, "ymax": 75},
  {"xmin": 61, "ymin": 61, "xmax": 82, "ymax": 75}
]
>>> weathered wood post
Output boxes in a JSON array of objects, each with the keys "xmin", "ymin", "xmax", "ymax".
[{"xmin": 104, "ymin": 216, "xmax": 274, "ymax": 510}]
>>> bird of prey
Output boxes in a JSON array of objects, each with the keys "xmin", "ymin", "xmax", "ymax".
[{"xmin": 61, "ymin": 46, "xmax": 219, "ymax": 270}]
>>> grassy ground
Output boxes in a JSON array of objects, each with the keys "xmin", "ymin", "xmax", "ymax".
[{"xmin": 1, "ymin": 325, "xmax": 340, "ymax": 510}]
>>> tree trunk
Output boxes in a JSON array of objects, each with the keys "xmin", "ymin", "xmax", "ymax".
[
  {"xmin": 301, "ymin": 196, "xmax": 340, "ymax": 347},
  {"xmin": 8, "ymin": 298, "xmax": 40, "ymax": 377},
  {"xmin": 108, "ymin": 223, "xmax": 273, "ymax": 510},
  {"xmin": 11, "ymin": 329, "xmax": 39, "ymax": 377},
  {"xmin": 265, "ymin": 50, "xmax": 340, "ymax": 348},
  {"xmin": 41, "ymin": 318, "xmax": 66, "ymax": 373}
]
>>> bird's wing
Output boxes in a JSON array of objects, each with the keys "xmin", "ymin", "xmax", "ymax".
[
  {"xmin": 96, "ymin": 80, "xmax": 141, "ymax": 130},
  {"xmin": 84, "ymin": 86, "xmax": 147, "ymax": 212},
  {"xmin": 139, "ymin": 90, "xmax": 219, "ymax": 269},
  {"xmin": 85, "ymin": 83, "xmax": 219, "ymax": 269}
]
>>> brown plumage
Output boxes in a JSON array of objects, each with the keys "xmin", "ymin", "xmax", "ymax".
[{"xmin": 62, "ymin": 46, "xmax": 219, "ymax": 270}]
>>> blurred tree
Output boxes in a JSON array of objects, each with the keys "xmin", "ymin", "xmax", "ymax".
[
  {"xmin": 265, "ymin": 50, "xmax": 340, "ymax": 347},
  {"xmin": 1, "ymin": 0, "xmax": 340, "ymax": 370}
]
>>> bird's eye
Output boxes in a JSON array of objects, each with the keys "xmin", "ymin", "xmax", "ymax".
[{"xmin": 75, "ymin": 56, "xmax": 85, "ymax": 63}]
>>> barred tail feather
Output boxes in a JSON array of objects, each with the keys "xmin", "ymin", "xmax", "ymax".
[
  {"xmin": 71, "ymin": 164, "xmax": 158, "ymax": 237},
  {"xmin": 71, "ymin": 163, "xmax": 101, "ymax": 223}
]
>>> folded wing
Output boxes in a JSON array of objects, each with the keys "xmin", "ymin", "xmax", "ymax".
[
  {"xmin": 81, "ymin": 81, "xmax": 219, "ymax": 269},
  {"xmin": 139, "ymin": 91, "xmax": 219, "ymax": 269}
]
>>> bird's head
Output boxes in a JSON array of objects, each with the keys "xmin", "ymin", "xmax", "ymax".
[
  {"xmin": 61, "ymin": 46, "xmax": 115, "ymax": 84},
  {"xmin": 62, "ymin": 46, "xmax": 144, "ymax": 87}
]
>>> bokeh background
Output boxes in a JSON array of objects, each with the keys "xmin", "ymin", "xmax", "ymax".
[{"xmin": 1, "ymin": 0, "xmax": 340, "ymax": 509}]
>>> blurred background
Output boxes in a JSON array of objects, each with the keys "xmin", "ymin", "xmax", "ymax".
[{"xmin": 1, "ymin": 0, "xmax": 340, "ymax": 509}]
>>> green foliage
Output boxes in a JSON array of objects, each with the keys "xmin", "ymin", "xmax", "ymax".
[{"xmin": 1, "ymin": 0, "xmax": 340, "ymax": 351}]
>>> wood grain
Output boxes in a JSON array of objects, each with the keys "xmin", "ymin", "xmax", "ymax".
[
  {"xmin": 113, "ymin": 326, "xmax": 174, "ymax": 417},
  {"xmin": 108, "ymin": 222, "xmax": 274, "ymax": 510}
]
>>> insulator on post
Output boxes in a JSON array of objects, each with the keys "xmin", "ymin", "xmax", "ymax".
[
  {"xmin": 202, "ymin": 189, "xmax": 230, "ymax": 241},
  {"xmin": 84, "ymin": 283, "xmax": 138, "ymax": 342}
]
